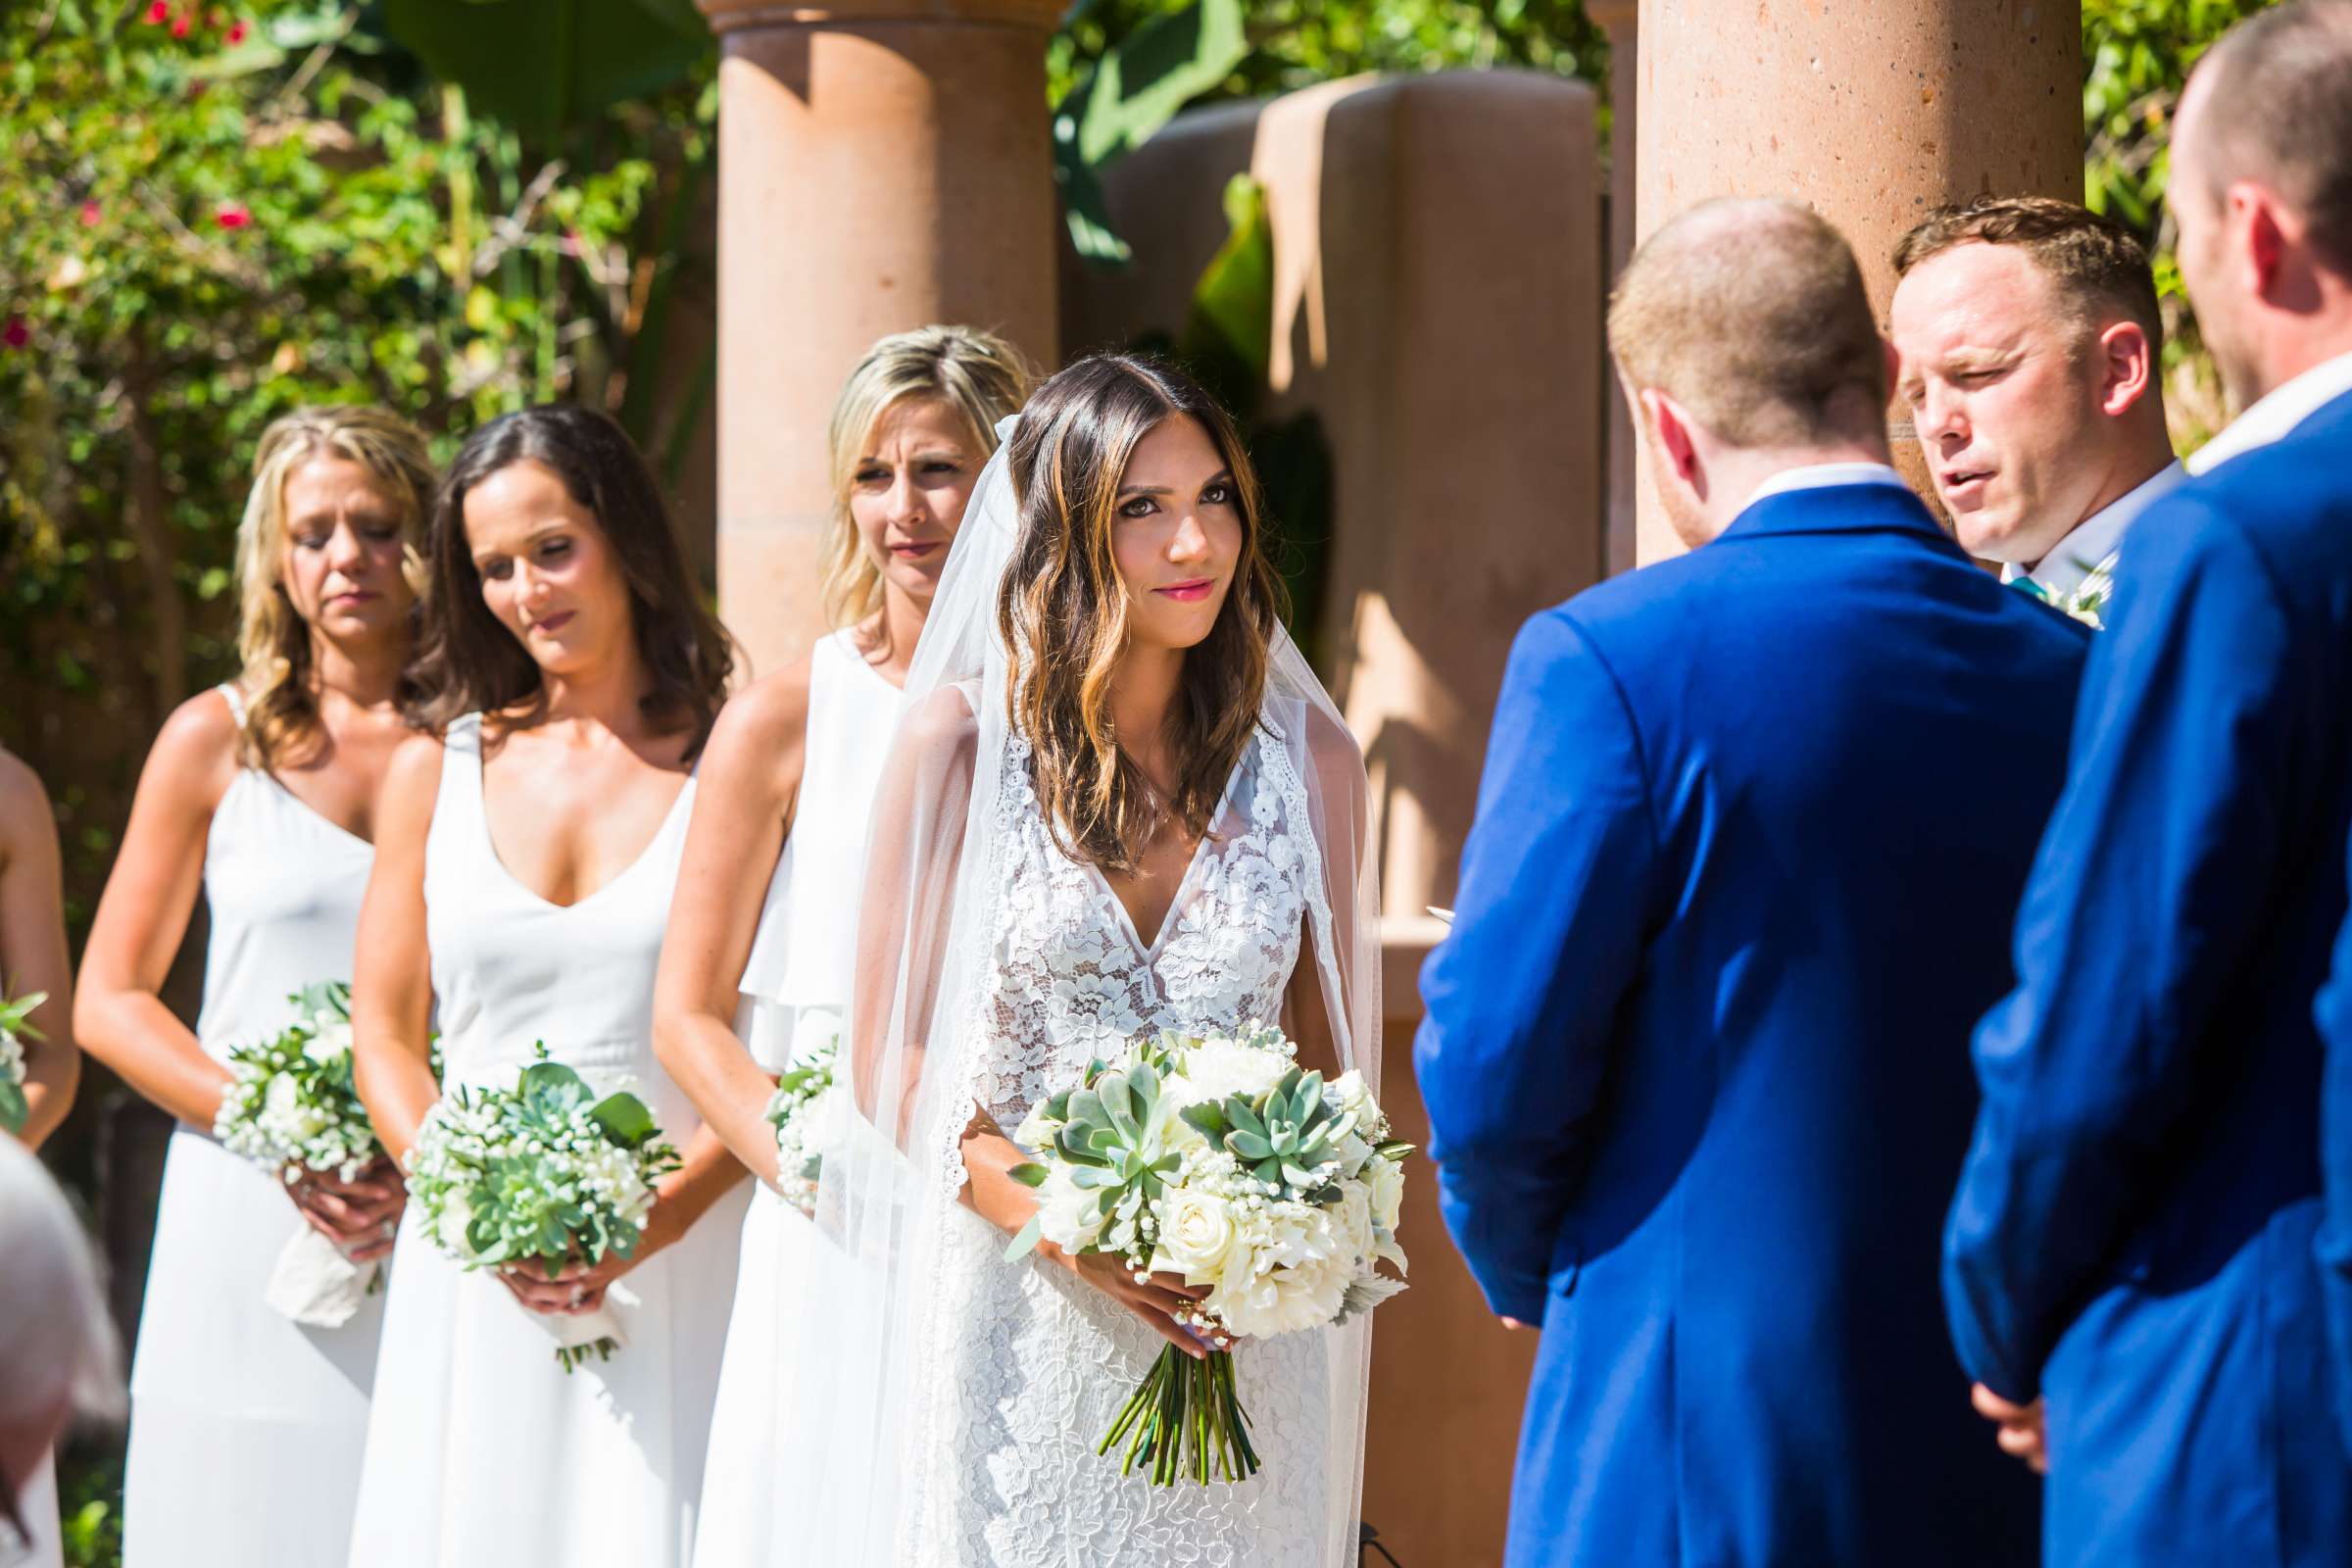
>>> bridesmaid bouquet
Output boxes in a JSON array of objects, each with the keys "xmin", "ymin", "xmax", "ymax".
[
  {"xmin": 0, "ymin": 989, "xmax": 43, "ymax": 1135},
  {"xmin": 406, "ymin": 1047, "xmax": 680, "ymax": 1371},
  {"xmin": 762, "ymin": 1031, "xmax": 839, "ymax": 1216},
  {"xmin": 215, "ymin": 982, "xmax": 381, "ymax": 1184},
  {"xmin": 1005, "ymin": 1022, "xmax": 1413, "ymax": 1487},
  {"xmin": 214, "ymin": 981, "xmax": 413, "ymax": 1325}
]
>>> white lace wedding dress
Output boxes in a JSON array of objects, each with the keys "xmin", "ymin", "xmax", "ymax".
[{"xmin": 897, "ymin": 709, "xmax": 1338, "ymax": 1567}]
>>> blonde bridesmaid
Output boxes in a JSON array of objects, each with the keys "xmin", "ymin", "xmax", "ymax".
[{"xmin": 75, "ymin": 407, "xmax": 436, "ymax": 1568}]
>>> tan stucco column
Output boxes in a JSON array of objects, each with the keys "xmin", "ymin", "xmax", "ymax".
[
  {"xmin": 699, "ymin": 0, "xmax": 1062, "ymax": 676},
  {"xmin": 1632, "ymin": 0, "xmax": 2082, "ymax": 564}
]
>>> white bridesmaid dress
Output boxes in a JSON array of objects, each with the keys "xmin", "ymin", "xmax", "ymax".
[
  {"xmin": 122, "ymin": 685, "xmax": 386, "ymax": 1568},
  {"xmin": 3, "ymin": 1455, "xmax": 60, "ymax": 1568},
  {"xmin": 692, "ymin": 629, "xmax": 902, "ymax": 1568},
  {"xmin": 348, "ymin": 714, "xmax": 748, "ymax": 1568}
]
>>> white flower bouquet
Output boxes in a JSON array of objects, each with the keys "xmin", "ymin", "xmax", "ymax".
[
  {"xmin": 1006, "ymin": 1021, "xmax": 1412, "ymax": 1487},
  {"xmin": 215, "ymin": 982, "xmax": 381, "ymax": 1184},
  {"xmin": 213, "ymin": 981, "xmax": 407, "ymax": 1325},
  {"xmin": 0, "ymin": 990, "xmax": 45, "ymax": 1136},
  {"xmin": 762, "ymin": 1030, "xmax": 839, "ymax": 1216},
  {"xmin": 406, "ymin": 1047, "xmax": 680, "ymax": 1371}
]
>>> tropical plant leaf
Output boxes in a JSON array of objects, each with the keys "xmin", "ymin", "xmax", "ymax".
[{"xmin": 380, "ymin": 0, "xmax": 712, "ymax": 139}]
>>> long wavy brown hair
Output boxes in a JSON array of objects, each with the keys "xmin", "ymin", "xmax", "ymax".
[
  {"xmin": 998, "ymin": 355, "xmax": 1285, "ymax": 874},
  {"xmin": 231, "ymin": 406, "xmax": 437, "ymax": 770},
  {"xmin": 409, "ymin": 405, "xmax": 733, "ymax": 756}
]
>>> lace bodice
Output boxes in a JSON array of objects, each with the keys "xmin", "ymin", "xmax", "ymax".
[{"xmin": 964, "ymin": 723, "xmax": 1320, "ymax": 1132}]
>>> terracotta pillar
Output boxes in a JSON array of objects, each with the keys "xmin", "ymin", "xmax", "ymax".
[
  {"xmin": 1632, "ymin": 0, "xmax": 2082, "ymax": 563},
  {"xmin": 699, "ymin": 0, "xmax": 1062, "ymax": 677},
  {"xmin": 1592, "ymin": 0, "xmax": 1640, "ymax": 579}
]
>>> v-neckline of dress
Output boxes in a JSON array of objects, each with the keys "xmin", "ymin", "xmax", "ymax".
[
  {"xmin": 477, "ymin": 767, "xmax": 694, "ymax": 913},
  {"xmin": 1077, "ymin": 744, "xmax": 1250, "ymax": 961}
]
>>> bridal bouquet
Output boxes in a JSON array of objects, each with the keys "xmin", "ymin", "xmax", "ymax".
[
  {"xmin": 763, "ymin": 1030, "xmax": 839, "ymax": 1216},
  {"xmin": 0, "ymin": 990, "xmax": 44, "ymax": 1136},
  {"xmin": 407, "ymin": 1047, "xmax": 680, "ymax": 1370},
  {"xmin": 1006, "ymin": 1022, "xmax": 1412, "ymax": 1487},
  {"xmin": 214, "ymin": 981, "xmax": 408, "ymax": 1325}
]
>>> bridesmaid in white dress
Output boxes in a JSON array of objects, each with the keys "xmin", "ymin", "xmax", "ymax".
[
  {"xmin": 651, "ymin": 325, "xmax": 1029, "ymax": 1568},
  {"xmin": 74, "ymin": 408, "xmax": 439, "ymax": 1567},
  {"xmin": 348, "ymin": 405, "xmax": 750, "ymax": 1568},
  {"xmin": 0, "ymin": 752, "xmax": 84, "ymax": 1568}
]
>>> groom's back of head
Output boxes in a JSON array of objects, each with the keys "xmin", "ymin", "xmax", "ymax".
[{"xmin": 1609, "ymin": 198, "xmax": 1886, "ymax": 449}]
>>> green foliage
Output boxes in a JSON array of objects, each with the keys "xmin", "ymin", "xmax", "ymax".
[
  {"xmin": 1047, "ymin": 0, "xmax": 1607, "ymax": 108},
  {"xmin": 0, "ymin": 0, "xmax": 714, "ymax": 923},
  {"xmin": 2080, "ymin": 0, "xmax": 2280, "ymax": 449}
]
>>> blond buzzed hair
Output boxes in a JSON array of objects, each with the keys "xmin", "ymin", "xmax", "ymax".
[
  {"xmin": 1609, "ymin": 198, "xmax": 1886, "ymax": 448},
  {"xmin": 2192, "ymin": 0, "xmax": 2352, "ymax": 274}
]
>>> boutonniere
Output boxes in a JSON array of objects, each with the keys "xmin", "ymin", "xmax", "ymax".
[{"xmin": 2014, "ymin": 551, "xmax": 2119, "ymax": 631}]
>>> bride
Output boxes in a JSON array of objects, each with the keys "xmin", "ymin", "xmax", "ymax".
[{"xmin": 778, "ymin": 354, "xmax": 1381, "ymax": 1566}]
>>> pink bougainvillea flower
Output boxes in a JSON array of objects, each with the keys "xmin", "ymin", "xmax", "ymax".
[
  {"xmin": 170, "ymin": 13, "xmax": 191, "ymax": 37},
  {"xmin": 78, "ymin": 201, "xmax": 102, "ymax": 227},
  {"xmin": 225, "ymin": 20, "xmax": 248, "ymax": 43},
  {"xmin": 145, "ymin": 0, "xmax": 171, "ymax": 22},
  {"xmin": 3, "ymin": 318, "xmax": 29, "ymax": 350},
  {"xmin": 215, "ymin": 202, "xmax": 253, "ymax": 230}
]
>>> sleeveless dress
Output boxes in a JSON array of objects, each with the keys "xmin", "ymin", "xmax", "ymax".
[
  {"xmin": 3, "ymin": 1454, "xmax": 59, "ymax": 1568},
  {"xmin": 122, "ymin": 685, "xmax": 385, "ymax": 1568},
  {"xmin": 904, "ymin": 711, "xmax": 1340, "ymax": 1566},
  {"xmin": 346, "ymin": 714, "xmax": 749, "ymax": 1568},
  {"xmin": 692, "ymin": 629, "xmax": 902, "ymax": 1568}
]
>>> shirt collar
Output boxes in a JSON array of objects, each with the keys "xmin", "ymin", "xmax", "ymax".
[
  {"xmin": 2000, "ymin": 459, "xmax": 2186, "ymax": 597},
  {"xmin": 1743, "ymin": 462, "xmax": 1911, "ymax": 510},
  {"xmin": 2186, "ymin": 350, "xmax": 2352, "ymax": 476}
]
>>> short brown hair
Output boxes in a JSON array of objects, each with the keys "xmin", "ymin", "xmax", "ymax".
[
  {"xmin": 1608, "ymin": 198, "xmax": 1886, "ymax": 449},
  {"xmin": 2192, "ymin": 0, "xmax": 2352, "ymax": 275},
  {"xmin": 1894, "ymin": 196, "xmax": 2163, "ymax": 350}
]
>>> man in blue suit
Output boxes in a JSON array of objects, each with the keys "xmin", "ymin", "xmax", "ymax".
[
  {"xmin": 1413, "ymin": 198, "xmax": 2085, "ymax": 1566},
  {"xmin": 1944, "ymin": 4, "xmax": 2352, "ymax": 1560}
]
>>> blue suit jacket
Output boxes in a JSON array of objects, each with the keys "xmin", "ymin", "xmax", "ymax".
[
  {"xmin": 1945, "ymin": 386, "xmax": 2352, "ymax": 1566},
  {"xmin": 1416, "ymin": 481, "xmax": 2085, "ymax": 1567},
  {"xmin": 2316, "ymin": 846, "xmax": 2352, "ymax": 1463}
]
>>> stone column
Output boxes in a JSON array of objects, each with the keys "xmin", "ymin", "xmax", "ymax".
[
  {"xmin": 699, "ymin": 0, "xmax": 1062, "ymax": 677},
  {"xmin": 1590, "ymin": 0, "xmax": 1640, "ymax": 578},
  {"xmin": 1632, "ymin": 0, "xmax": 2082, "ymax": 564}
]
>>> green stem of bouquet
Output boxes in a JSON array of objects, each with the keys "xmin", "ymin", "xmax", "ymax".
[
  {"xmin": 554, "ymin": 1335, "xmax": 618, "ymax": 1374},
  {"xmin": 1098, "ymin": 1344, "xmax": 1260, "ymax": 1487}
]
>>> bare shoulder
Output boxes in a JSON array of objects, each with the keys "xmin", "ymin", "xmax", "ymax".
[
  {"xmin": 1297, "ymin": 697, "xmax": 1364, "ymax": 778},
  {"xmin": 140, "ymin": 688, "xmax": 242, "ymax": 808},
  {"xmin": 709, "ymin": 655, "xmax": 815, "ymax": 762},
  {"xmin": 376, "ymin": 731, "xmax": 447, "ymax": 830},
  {"xmin": 0, "ymin": 748, "xmax": 54, "ymax": 858},
  {"xmin": 904, "ymin": 681, "xmax": 977, "ymax": 747}
]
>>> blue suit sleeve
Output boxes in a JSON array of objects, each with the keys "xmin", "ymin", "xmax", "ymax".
[
  {"xmin": 1413, "ymin": 609, "xmax": 1657, "ymax": 1324},
  {"xmin": 1944, "ymin": 499, "xmax": 2297, "ymax": 1400},
  {"xmin": 2316, "ymin": 896, "xmax": 2352, "ymax": 1450}
]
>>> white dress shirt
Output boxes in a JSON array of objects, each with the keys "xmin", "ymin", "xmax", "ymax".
[
  {"xmin": 2002, "ymin": 459, "xmax": 2186, "ymax": 600},
  {"xmin": 2186, "ymin": 349, "xmax": 2352, "ymax": 475},
  {"xmin": 1744, "ymin": 462, "xmax": 1911, "ymax": 508}
]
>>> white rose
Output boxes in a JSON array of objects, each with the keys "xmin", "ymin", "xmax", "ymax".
[
  {"xmin": 1167, "ymin": 1038, "xmax": 1290, "ymax": 1115},
  {"xmin": 435, "ymin": 1190, "xmax": 479, "ymax": 1260},
  {"xmin": 1328, "ymin": 1069, "xmax": 1374, "ymax": 1127},
  {"xmin": 302, "ymin": 1019, "xmax": 354, "ymax": 1067},
  {"xmin": 1366, "ymin": 1155, "xmax": 1404, "ymax": 1242},
  {"xmin": 1151, "ymin": 1189, "xmax": 1243, "ymax": 1282},
  {"xmin": 1214, "ymin": 1245, "xmax": 1352, "ymax": 1339},
  {"xmin": 264, "ymin": 1071, "xmax": 304, "ymax": 1121},
  {"xmin": 1033, "ymin": 1168, "xmax": 1104, "ymax": 1253},
  {"xmin": 1333, "ymin": 1183, "xmax": 1376, "ymax": 1266}
]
